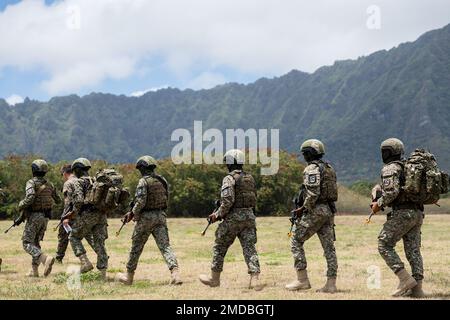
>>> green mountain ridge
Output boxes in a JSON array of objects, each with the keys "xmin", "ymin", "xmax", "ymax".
[{"xmin": 1, "ymin": 23, "xmax": 450, "ymax": 183}]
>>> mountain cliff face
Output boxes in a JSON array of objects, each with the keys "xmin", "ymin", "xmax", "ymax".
[{"xmin": 1, "ymin": 24, "xmax": 450, "ymax": 183}]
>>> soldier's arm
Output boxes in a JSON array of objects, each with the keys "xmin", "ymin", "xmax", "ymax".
[
  {"xmin": 132, "ymin": 178, "xmax": 147, "ymax": 217},
  {"xmin": 215, "ymin": 175, "xmax": 235, "ymax": 219},
  {"xmin": 69, "ymin": 180, "xmax": 85, "ymax": 217},
  {"xmin": 302, "ymin": 164, "xmax": 321, "ymax": 212},
  {"xmin": 18, "ymin": 180, "xmax": 36, "ymax": 210},
  {"xmin": 377, "ymin": 164, "xmax": 402, "ymax": 208}
]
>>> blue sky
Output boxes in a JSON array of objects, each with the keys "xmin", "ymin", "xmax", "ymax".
[{"xmin": 1, "ymin": 0, "xmax": 450, "ymax": 104}]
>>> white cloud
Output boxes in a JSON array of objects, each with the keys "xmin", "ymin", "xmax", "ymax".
[
  {"xmin": 0, "ymin": 0, "xmax": 449, "ymax": 95},
  {"xmin": 186, "ymin": 72, "xmax": 227, "ymax": 90},
  {"xmin": 5, "ymin": 94, "xmax": 24, "ymax": 105},
  {"xmin": 130, "ymin": 85, "xmax": 169, "ymax": 97}
]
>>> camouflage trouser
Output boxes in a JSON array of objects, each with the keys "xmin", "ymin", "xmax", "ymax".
[
  {"xmin": 56, "ymin": 223, "xmax": 95, "ymax": 261},
  {"xmin": 22, "ymin": 212, "xmax": 48, "ymax": 266},
  {"xmin": 126, "ymin": 210, "xmax": 178, "ymax": 273},
  {"xmin": 211, "ymin": 209, "xmax": 260, "ymax": 274},
  {"xmin": 378, "ymin": 209, "xmax": 424, "ymax": 281},
  {"xmin": 69, "ymin": 210, "xmax": 109, "ymax": 270},
  {"xmin": 291, "ymin": 204, "xmax": 337, "ymax": 277}
]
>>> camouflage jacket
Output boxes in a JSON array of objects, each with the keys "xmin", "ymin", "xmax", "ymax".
[
  {"xmin": 302, "ymin": 163, "xmax": 322, "ymax": 212},
  {"xmin": 132, "ymin": 174, "xmax": 169, "ymax": 216},
  {"xmin": 377, "ymin": 161, "xmax": 403, "ymax": 208},
  {"xmin": 18, "ymin": 177, "xmax": 61, "ymax": 210},
  {"xmin": 62, "ymin": 174, "xmax": 85, "ymax": 217}
]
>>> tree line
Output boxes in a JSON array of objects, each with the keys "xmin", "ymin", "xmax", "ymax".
[{"xmin": 0, "ymin": 151, "xmax": 305, "ymax": 219}]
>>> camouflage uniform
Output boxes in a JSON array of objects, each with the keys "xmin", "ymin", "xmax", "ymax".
[
  {"xmin": 377, "ymin": 162, "xmax": 424, "ymax": 281},
  {"xmin": 68, "ymin": 176, "xmax": 109, "ymax": 270},
  {"xmin": 211, "ymin": 170, "xmax": 260, "ymax": 274},
  {"xmin": 126, "ymin": 174, "xmax": 179, "ymax": 272},
  {"xmin": 291, "ymin": 162, "xmax": 338, "ymax": 277},
  {"xmin": 19, "ymin": 177, "xmax": 61, "ymax": 266},
  {"xmin": 56, "ymin": 175, "xmax": 95, "ymax": 262}
]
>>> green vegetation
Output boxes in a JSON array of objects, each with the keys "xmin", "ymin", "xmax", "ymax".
[{"xmin": 1, "ymin": 24, "xmax": 450, "ymax": 182}]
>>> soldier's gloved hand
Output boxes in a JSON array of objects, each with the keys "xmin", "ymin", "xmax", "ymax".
[
  {"xmin": 370, "ymin": 202, "xmax": 381, "ymax": 213},
  {"xmin": 123, "ymin": 212, "xmax": 134, "ymax": 223},
  {"xmin": 208, "ymin": 212, "xmax": 219, "ymax": 223}
]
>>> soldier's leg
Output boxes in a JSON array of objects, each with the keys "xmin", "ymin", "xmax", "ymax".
[
  {"xmin": 91, "ymin": 220, "xmax": 109, "ymax": 271},
  {"xmin": 211, "ymin": 220, "xmax": 237, "ymax": 273},
  {"xmin": 56, "ymin": 224, "xmax": 69, "ymax": 262},
  {"xmin": 22, "ymin": 216, "xmax": 42, "ymax": 264},
  {"xmin": 152, "ymin": 224, "xmax": 178, "ymax": 271},
  {"xmin": 237, "ymin": 224, "xmax": 260, "ymax": 275},
  {"xmin": 85, "ymin": 232, "xmax": 96, "ymax": 252},
  {"xmin": 69, "ymin": 217, "xmax": 88, "ymax": 258},
  {"xmin": 316, "ymin": 217, "xmax": 338, "ymax": 293},
  {"xmin": 291, "ymin": 212, "xmax": 326, "ymax": 271},
  {"xmin": 377, "ymin": 211, "xmax": 415, "ymax": 274},
  {"xmin": 378, "ymin": 210, "xmax": 418, "ymax": 296},
  {"xmin": 403, "ymin": 213, "xmax": 424, "ymax": 281},
  {"xmin": 126, "ymin": 219, "xmax": 152, "ymax": 273},
  {"xmin": 317, "ymin": 219, "xmax": 338, "ymax": 278}
]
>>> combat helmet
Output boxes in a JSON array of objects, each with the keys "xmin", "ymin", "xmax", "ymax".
[
  {"xmin": 31, "ymin": 159, "xmax": 49, "ymax": 174},
  {"xmin": 136, "ymin": 155, "xmax": 157, "ymax": 169},
  {"xmin": 71, "ymin": 158, "xmax": 92, "ymax": 171},
  {"xmin": 380, "ymin": 138, "xmax": 404, "ymax": 156},
  {"xmin": 300, "ymin": 139, "xmax": 325, "ymax": 155},
  {"xmin": 223, "ymin": 149, "xmax": 245, "ymax": 165}
]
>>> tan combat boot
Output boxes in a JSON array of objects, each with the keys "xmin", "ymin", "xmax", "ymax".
[
  {"xmin": 249, "ymin": 273, "xmax": 265, "ymax": 291},
  {"xmin": 199, "ymin": 271, "xmax": 221, "ymax": 287},
  {"xmin": 39, "ymin": 253, "xmax": 55, "ymax": 277},
  {"xmin": 170, "ymin": 267, "xmax": 183, "ymax": 285},
  {"xmin": 407, "ymin": 280, "xmax": 426, "ymax": 298},
  {"xmin": 79, "ymin": 254, "xmax": 94, "ymax": 273},
  {"xmin": 285, "ymin": 269, "xmax": 311, "ymax": 291},
  {"xmin": 392, "ymin": 269, "xmax": 417, "ymax": 297},
  {"xmin": 316, "ymin": 277, "xmax": 337, "ymax": 293},
  {"xmin": 117, "ymin": 271, "xmax": 134, "ymax": 285},
  {"xmin": 27, "ymin": 265, "xmax": 39, "ymax": 277},
  {"xmin": 98, "ymin": 269, "xmax": 107, "ymax": 281}
]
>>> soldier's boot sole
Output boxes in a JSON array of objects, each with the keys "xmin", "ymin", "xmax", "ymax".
[
  {"xmin": 249, "ymin": 274, "xmax": 266, "ymax": 291},
  {"xmin": 117, "ymin": 272, "xmax": 134, "ymax": 285},
  {"xmin": 199, "ymin": 274, "xmax": 220, "ymax": 287},
  {"xmin": 43, "ymin": 256, "xmax": 55, "ymax": 277},
  {"xmin": 285, "ymin": 280, "xmax": 311, "ymax": 291}
]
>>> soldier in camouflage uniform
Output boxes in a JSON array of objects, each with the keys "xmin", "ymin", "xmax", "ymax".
[
  {"xmin": 117, "ymin": 156, "xmax": 182, "ymax": 286},
  {"xmin": 63, "ymin": 158, "xmax": 109, "ymax": 279},
  {"xmin": 370, "ymin": 138, "xmax": 425, "ymax": 297},
  {"xmin": 18, "ymin": 159, "xmax": 61, "ymax": 277},
  {"xmin": 55, "ymin": 164, "xmax": 95, "ymax": 264},
  {"xmin": 286, "ymin": 139, "xmax": 338, "ymax": 293},
  {"xmin": 199, "ymin": 149, "xmax": 264, "ymax": 291}
]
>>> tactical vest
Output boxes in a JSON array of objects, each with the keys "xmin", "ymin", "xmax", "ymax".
[
  {"xmin": 31, "ymin": 180, "xmax": 54, "ymax": 212},
  {"xmin": 78, "ymin": 176, "xmax": 95, "ymax": 209},
  {"xmin": 230, "ymin": 171, "xmax": 257, "ymax": 209},
  {"xmin": 311, "ymin": 160, "xmax": 338, "ymax": 203},
  {"xmin": 143, "ymin": 175, "xmax": 168, "ymax": 210}
]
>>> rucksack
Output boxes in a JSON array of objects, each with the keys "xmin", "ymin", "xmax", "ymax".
[
  {"xmin": 86, "ymin": 168, "xmax": 130, "ymax": 211},
  {"xmin": 402, "ymin": 149, "xmax": 449, "ymax": 205},
  {"xmin": 311, "ymin": 161, "xmax": 338, "ymax": 203}
]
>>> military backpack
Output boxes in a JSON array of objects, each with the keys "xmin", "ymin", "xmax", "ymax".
[
  {"xmin": 85, "ymin": 169, "xmax": 130, "ymax": 211},
  {"xmin": 400, "ymin": 149, "xmax": 449, "ymax": 205}
]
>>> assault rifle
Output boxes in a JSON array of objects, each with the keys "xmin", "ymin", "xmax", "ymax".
[
  {"xmin": 366, "ymin": 184, "xmax": 383, "ymax": 224},
  {"xmin": 116, "ymin": 199, "xmax": 135, "ymax": 237},
  {"xmin": 4, "ymin": 209, "xmax": 27, "ymax": 234},
  {"xmin": 201, "ymin": 199, "xmax": 221, "ymax": 236},
  {"xmin": 288, "ymin": 185, "xmax": 305, "ymax": 238}
]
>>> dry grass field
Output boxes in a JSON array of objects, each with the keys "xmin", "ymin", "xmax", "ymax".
[{"xmin": 0, "ymin": 214, "xmax": 449, "ymax": 300}]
